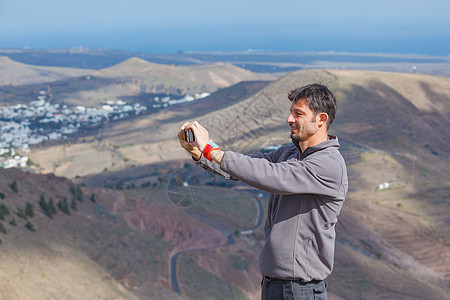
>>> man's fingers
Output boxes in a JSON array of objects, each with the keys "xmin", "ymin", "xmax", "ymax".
[{"xmin": 180, "ymin": 122, "xmax": 191, "ymax": 131}]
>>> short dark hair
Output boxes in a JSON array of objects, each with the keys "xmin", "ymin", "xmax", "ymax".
[{"xmin": 287, "ymin": 83, "xmax": 337, "ymax": 128}]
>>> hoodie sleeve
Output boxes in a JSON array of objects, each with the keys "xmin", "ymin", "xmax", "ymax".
[
  {"xmin": 194, "ymin": 146, "xmax": 285, "ymax": 180},
  {"xmin": 220, "ymin": 150, "xmax": 346, "ymax": 198}
]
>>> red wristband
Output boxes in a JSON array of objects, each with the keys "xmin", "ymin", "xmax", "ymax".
[{"xmin": 202, "ymin": 142, "xmax": 219, "ymax": 161}]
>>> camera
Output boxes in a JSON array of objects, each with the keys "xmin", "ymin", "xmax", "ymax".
[{"xmin": 184, "ymin": 128, "xmax": 195, "ymax": 142}]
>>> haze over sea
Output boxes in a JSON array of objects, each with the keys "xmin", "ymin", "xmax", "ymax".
[{"xmin": 1, "ymin": 0, "xmax": 449, "ymax": 56}]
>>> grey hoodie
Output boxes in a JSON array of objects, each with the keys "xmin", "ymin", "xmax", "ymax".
[{"xmin": 195, "ymin": 135, "xmax": 348, "ymax": 281}]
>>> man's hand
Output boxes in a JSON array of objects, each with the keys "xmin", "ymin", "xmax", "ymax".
[
  {"xmin": 180, "ymin": 121, "xmax": 209, "ymax": 148},
  {"xmin": 178, "ymin": 121, "xmax": 224, "ymax": 164},
  {"xmin": 178, "ymin": 129, "xmax": 201, "ymax": 160},
  {"xmin": 178, "ymin": 121, "xmax": 209, "ymax": 160}
]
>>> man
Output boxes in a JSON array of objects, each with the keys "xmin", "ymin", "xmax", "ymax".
[{"xmin": 178, "ymin": 83, "xmax": 348, "ymax": 300}]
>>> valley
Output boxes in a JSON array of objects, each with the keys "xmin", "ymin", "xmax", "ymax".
[{"xmin": 0, "ymin": 50, "xmax": 449, "ymax": 299}]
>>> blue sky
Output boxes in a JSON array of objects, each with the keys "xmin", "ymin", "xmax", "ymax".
[{"xmin": 0, "ymin": 0, "xmax": 449, "ymax": 55}]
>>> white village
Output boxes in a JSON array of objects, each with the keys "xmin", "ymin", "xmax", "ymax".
[{"xmin": 0, "ymin": 90, "xmax": 209, "ymax": 169}]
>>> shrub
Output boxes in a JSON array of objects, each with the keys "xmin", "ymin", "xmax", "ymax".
[
  {"xmin": 48, "ymin": 198, "xmax": 56, "ymax": 215},
  {"xmin": 0, "ymin": 222, "xmax": 6, "ymax": 234},
  {"xmin": 71, "ymin": 198, "xmax": 77, "ymax": 211},
  {"xmin": 39, "ymin": 195, "xmax": 57, "ymax": 218},
  {"xmin": 0, "ymin": 204, "xmax": 10, "ymax": 221},
  {"xmin": 39, "ymin": 194, "xmax": 52, "ymax": 218},
  {"xmin": 141, "ymin": 181, "xmax": 151, "ymax": 188},
  {"xmin": 10, "ymin": 180, "xmax": 18, "ymax": 193},
  {"xmin": 70, "ymin": 185, "xmax": 84, "ymax": 202},
  {"xmin": 57, "ymin": 197, "xmax": 70, "ymax": 215},
  {"xmin": 25, "ymin": 203, "xmax": 34, "ymax": 218},
  {"xmin": 0, "ymin": 192, "xmax": 5, "ymax": 199},
  {"xmin": 16, "ymin": 208, "xmax": 27, "ymax": 220},
  {"xmin": 9, "ymin": 218, "xmax": 17, "ymax": 226},
  {"xmin": 25, "ymin": 221, "xmax": 35, "ymax": 232}
]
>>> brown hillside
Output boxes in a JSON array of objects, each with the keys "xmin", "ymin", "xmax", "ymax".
[
  {"xmin": 92, "ymin": 57, "xmax": 275, "ymax": 94},
  {"xmin": 0, "ymin": 167, "xmax": 189, "ymax": 300},
  {"xmin": 0, "ymin": 56, "xmax": 92, "ymax": 86}
]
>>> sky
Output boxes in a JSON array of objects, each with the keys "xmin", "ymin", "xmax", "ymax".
[{"xmin": 0, "ymin": 0, "xmax": 449, "ymax": 55}]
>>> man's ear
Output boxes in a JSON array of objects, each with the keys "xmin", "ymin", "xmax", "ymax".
[{"xmin": 318, "ymin": 112, "xmax": 328, "ymax": 127}]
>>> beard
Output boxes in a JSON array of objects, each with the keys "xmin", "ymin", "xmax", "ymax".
[
  {"xmin": 289, "ymin": 119, "xmax": 316, "ymax": 143},
  {"xmin": 291, "ymin": 134, "xmax": 301, "ymax": 144},
  {"xmin": 290, "ymin": 124, "xmax": 302, "ymax": 143}
]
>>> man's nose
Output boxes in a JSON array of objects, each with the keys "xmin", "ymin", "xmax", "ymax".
[{"xmin": 287, "ymin": 113, "xmax": 295, "ymax": 123}]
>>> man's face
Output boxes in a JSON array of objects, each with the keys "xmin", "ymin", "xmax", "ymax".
[{"xmin": 287, "ymin": 99, "xmax": 319, "ymax": 143}]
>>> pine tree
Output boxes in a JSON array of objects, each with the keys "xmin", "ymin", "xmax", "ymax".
[
  {"xmin": 10, "ymin": 180, "xmax": 18, "ymax": 193},
  {"xmin": 0, "ymin": 203, "xmax": 10, "ymax": 221},
  {"xmin": 39, "ymin": 194, "xmax": 52, "ymax": 218},
  {"xmin": 71, "ymin": 198, "xmax": 77, "ymax": 211},
  {"xmin": 25, "ymin": 203, "xmax": 34, "ymax": 218},
  {"xmin": 9, "ymin": 217, "xmax": 17, "ymax": 226},
  {"xmin": 0, "ymin": 222, "xmax": 6, "ymax": 234},
  {"xmin": 25, "ymin": 221, "xmax": 35, "ymax": 232},
  {"xmin": 58, "ymin": 197, "xmax": 70, "ymax": 215},
  {"xmin": 48, "ymin": 198, "xmax": 57, "ymax": 215},
  {"xmin": 16, "ymin": 208, "xmax": 27, "ymax": 220}
]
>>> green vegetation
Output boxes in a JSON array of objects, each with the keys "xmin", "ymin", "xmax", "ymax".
[
  {"xmin": 9, "ymin": 218, "xmax": 17, "ymax": 226},
  {"xmin": 25, "ymin": 221, "xmax": 35, "ymax": 232},
  {"xmin": 178, "ymin": 253, "xmax": 247, "ymax": 300},
  {"xmin": 229, "ymin": 253, "xmax": 251, "ymax": 272},
  {"xmin": 48, "ymin": 198, "xmax": 57, "ymax": 215},
  {"xmin": 71, "ymin": 198, "xmax": 78, "ymax": 211},
  {"xmin": 90, "ymin": 193, "xmax": 96, "ymax": 203},
  {"xmin": 140, "ymin": 181, "xmax": 152, "ymax": 188},
  {"xmin": 0, "ymin": 192, "xmax": 5, "ymax": 199},
  {"xmin": 0, "ymin": 204, "xmax": 10, "ymax": 220},
  {"xmin": 25, "ymin": 203, "xmax": 34, "ymax": 218},
  {"xmin": 10, "ymin": 180, "xmax": 18, "ymax": 193},
  {"xmin": 195, "ymin": 187, "xmax": 256, "ymax": 229},
  {"xmin": 39, "ymin": 194, "xmax": 57, "ymax": 218},
  {"xmin": 16, "ymin": 208, "xmax": 27, "ymax": 220},
  {"xmin": 70, "ymin": 185, "xmax": 84, "ymax": 202},
  {"xmin": 0, "ymin": 222, "xmax": 6, "ymax": 234},
  {"xmin": 57, "ymin": 197, "xmax": 70, "ymax": 215}
]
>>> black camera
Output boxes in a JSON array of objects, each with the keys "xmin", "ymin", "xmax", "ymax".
[{"xmin": 184, "ymin": 128, "xmax": 195, "ymax": 142}]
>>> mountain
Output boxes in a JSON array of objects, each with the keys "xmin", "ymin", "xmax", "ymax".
[
  {"xmin": 93, "ymin": 57, "xmax": 275, "ymax": 94},
  {"xmin": 0, "ymin": 57, "xmax": 275, "ymax": 107},
  {"xmin": 0, "ymin": 56, "xmax": 92, "ymax": 86}
]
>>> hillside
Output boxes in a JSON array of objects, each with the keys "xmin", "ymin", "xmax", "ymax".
[
  {"xmin": 0, "ymin": 161, "xmax": 262, "ymax": 299},
  {"xmin": 93, "ymin": 57, "xmax": 275, "ymax": 94},
  {"xmin": 0, "ymin": 167, "xmax": 190, "ymax": 299},
  {"xmin": 18, "ymin": 69, "xmax": 450, "ymax": 299},
  {"xmin": 0, "ymin": 56, "xmax": 92, "ymax": 86},
  {"xmin": 0, "ymin": 57, "xmax": 275, "ymax": 108},
  {"xmin": 27, "ymin": 69, "xmax": 450, "ymax": 178}
]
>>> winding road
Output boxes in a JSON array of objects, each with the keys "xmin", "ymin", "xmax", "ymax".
[{"xmin": 169, "ymin": 189, "xmax": 265, "ymax": 294}]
